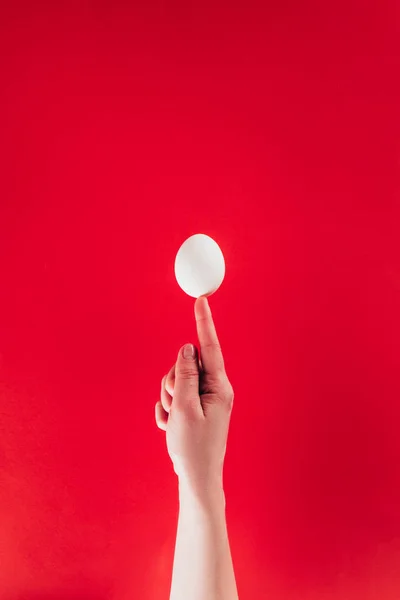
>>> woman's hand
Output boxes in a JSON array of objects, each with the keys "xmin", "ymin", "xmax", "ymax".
[
  {"xmin": 155, "ymin": 296, "xmax": 234, "ymax": 493},
  {"xmin": 156, "ymin": 296, "xmax": 239, "ymax": 600}
]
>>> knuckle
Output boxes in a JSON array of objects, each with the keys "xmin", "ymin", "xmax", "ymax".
[
  {"xmin": 178, "ymin": 367, "xmax": 197, "ymax": 381},
  {"xmin": 205, "ymin": 376, "xmax": 234, "ymax": 409},
  {"xmin": 155, "ymin": 407, "xmax": 163, "ymax": 428},
  {"xmin": 165, "ymin": 376, "xmax": 175, "ymax": 394},
  {"xmin": 215, "ymin": 371, "xmax": 230, "ymax": 388},
  {"xmin": 223, "ymin": 383, "xmax": 234, "ymax": 408}
]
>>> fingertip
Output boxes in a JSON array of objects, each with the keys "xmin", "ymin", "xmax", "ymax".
[{"xmin": 194, "ymin": 295, "xmax": 210, "ymax": 320}]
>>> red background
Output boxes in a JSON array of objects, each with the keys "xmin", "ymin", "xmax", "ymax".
[{"xmin": 1, "ymin": 1, "xmax": 400, "ymax": 598}]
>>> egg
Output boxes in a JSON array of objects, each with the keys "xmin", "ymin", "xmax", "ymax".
[{"xmin": 174, "ymin": 234, "xmax": 226, "ymax": 298}]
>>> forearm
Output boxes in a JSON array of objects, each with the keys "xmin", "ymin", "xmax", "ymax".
[{"xmin": 169, "ymin": 476, "xmax": 239, "ymax": 600}]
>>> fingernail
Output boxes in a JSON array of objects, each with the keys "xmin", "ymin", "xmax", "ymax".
[{"xmin": 182, "ymin": 343, "xmax": 196, "ymax": 360}]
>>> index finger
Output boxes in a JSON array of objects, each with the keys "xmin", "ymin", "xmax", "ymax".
[{"xmin": 194, "ymin": 296, "xmax": 225, "ymax": 376}]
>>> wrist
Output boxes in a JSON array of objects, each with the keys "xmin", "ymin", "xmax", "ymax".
[{"xmin": 178, "ymin": 474, "xmax": 226, "ymax": 510}]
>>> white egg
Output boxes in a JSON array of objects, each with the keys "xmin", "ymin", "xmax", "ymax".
[{"xmin": 174, "ymin": 234, "xmax": 226, "ymax": 298}]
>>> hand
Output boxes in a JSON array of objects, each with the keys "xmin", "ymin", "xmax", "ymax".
[{"xmin": 155, "ymin": 296, "xmax": 234, "ymax": 492}]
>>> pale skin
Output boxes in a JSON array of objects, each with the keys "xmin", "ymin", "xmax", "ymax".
[{"xmin": 155, "ymin": 296, "xmax": 239, "ymax": 600}]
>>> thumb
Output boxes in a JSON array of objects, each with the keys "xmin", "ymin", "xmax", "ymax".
[{"xmin": 173, "ymin": 343, "xmax": 201, "ymax": 413}]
